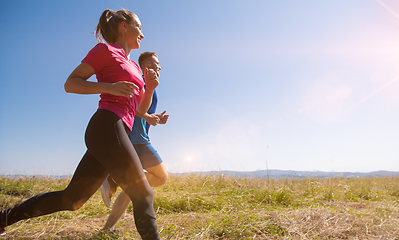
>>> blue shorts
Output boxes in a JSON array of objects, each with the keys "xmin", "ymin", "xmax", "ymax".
[{"xmin": 133, "ymin": 143, "xmax": 163, "ymax": 169}]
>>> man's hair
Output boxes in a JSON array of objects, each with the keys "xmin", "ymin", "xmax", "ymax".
[{"xmin": 138, "ymin": 51, "xmax": 157, "ymax": 70}]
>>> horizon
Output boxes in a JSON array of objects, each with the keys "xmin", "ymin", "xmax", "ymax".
[{"xmin": 2, "ymin": 168, "xmax": 398, "ymax": 178}]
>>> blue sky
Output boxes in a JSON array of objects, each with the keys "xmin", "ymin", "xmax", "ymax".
[{"xmin": 1, "ymin": 0, "xmax": 399, "ymax": 175}]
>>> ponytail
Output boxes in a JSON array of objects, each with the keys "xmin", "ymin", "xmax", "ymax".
[{"xmin": 95, "ymin": 9, "xmax": 137, "ymax": 44}]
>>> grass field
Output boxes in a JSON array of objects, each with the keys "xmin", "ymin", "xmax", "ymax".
[{"xmin": 0, "ymin": 175, "xmax": 398, "ymax": 239}]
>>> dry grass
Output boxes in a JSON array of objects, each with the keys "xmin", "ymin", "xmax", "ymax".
[{"xmin": 1, "ymin": 175, "xmax": 398, "ymax": 239}]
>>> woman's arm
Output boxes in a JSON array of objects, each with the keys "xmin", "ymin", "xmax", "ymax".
[
  {"xmin": 137, "ymin": 68, "xmax": 159, "ymax": 114},
  {"xmin": 64, "ymin": 63, "xmax": 139, "ymax": 97}
]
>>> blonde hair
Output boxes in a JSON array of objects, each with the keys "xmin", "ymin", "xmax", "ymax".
[{"xmin": 95, "ymin": 9, "xmax": 138, "ymax": 44}]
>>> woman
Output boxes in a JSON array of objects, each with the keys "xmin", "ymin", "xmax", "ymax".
[
  {"xmin": 101, "ymin": 51, "xmax": 169, "ymax": 231},
  {"xmin": 0, "ymin": 9, "xmax": 160, "ymax": 240}
]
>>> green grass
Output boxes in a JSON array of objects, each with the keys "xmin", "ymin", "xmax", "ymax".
[{"xmin": 1, "ymin": 175, "xmax": 398, "ymax": 239}]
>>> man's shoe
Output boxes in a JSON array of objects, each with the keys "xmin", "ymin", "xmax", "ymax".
[
  {"xmin": 100, "ymin": 179, "xmax": 112, "ymax": 208},
  {"xmin": 0, "ymin": 227, "xmax": 6, "ymax": 236}
]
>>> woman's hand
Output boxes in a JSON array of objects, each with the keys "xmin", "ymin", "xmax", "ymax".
[
  {"xmin": 144, "ymin": 68, "xmax": 159, "ymax": 90},
  {"xmin": 108, "ymin": 81, "xmax": 139, "ymax": 98},
  {"xmin": 137, "ymin": 68, "xmax": 159, "ymax": 115}
]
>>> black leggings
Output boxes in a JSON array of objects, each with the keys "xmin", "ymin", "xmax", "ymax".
[{"xmin": 0, "ymin": 109, "xmax": 159, "ymax": 240}]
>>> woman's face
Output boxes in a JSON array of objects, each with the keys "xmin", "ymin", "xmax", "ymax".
[{"xmin": 126, "ymin": 16, "xmax": 144, "ymax": 49}]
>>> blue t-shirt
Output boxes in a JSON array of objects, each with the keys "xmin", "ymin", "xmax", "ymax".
[{"xmin": 129, "ymin": 89, "xmax": 158, "ymax": 144}]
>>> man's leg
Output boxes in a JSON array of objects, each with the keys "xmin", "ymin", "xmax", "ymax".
[
  {"xmin": 101, "ymin": 143, "xmax": 167, "ymax": 205},
  {"xmin": 145, "ymin": 163, "xmax": 168, "ymax": 187},
  {"xmin": 103, "ymin": 162, "xmax": 168, "ymax": 230}
]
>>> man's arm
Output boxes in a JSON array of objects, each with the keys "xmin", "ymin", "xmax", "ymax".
[
  {"xmin": 136, "ymin": 112, "xmax": 160, "ymax": 126},
  {"xmin": 156, "ymin": 110, "xmax": 169, "ymax": 124}
]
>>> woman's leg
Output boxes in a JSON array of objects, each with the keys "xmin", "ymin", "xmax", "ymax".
[
  {"xmin": 0, "ymin": 150, "xmax": 108, "ymax": 227},
  {"xmin": 85, "ymin": 110, "xmax": 159, "ymax": 240},
  {"xmin": 102, "ymin": 143, "xmax": 168, "ymax": 231},
  {"xmin": 103, "ymin": 162, "xmax": 168, "ymax": 231},
  {"xmin": 1, "ymin": 109, "xmax": 159, "ymax": 239},
  {"xmin": 0, "ymin": 110, "xmax": 115, "ymax": 227}
]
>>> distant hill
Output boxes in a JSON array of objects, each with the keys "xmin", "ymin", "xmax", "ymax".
[
  {"xmin": 0, "ymin": 174, "xmax": 72, "ymax": 179},
  {"xmin": 173, "ymin": 169, "xmax": 399, "ymax": 179},
  {"xmin": 2, "ymin": 170, "xmax": 399, "ymax": 179}
]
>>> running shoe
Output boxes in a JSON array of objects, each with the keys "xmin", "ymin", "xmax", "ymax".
[
  {"xmin": 0, "ymin": 227, "xmax": 5, "ymax": 236},
  {"xmin": 100, "ymin": 179, "xmax": 112, "ymax": 208}
]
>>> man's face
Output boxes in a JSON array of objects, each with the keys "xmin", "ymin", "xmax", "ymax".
[{"xmin": 148, "ymin": 56, "xmax": 161, "ymax": 77}]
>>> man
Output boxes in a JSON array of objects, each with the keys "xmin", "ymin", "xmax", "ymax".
[{"xmin": 100, "ymin": 51, "xmax": 169, "ymax": 230}]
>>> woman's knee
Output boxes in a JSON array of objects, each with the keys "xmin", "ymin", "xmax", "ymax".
[
  {"xmin": 60, "ymin": 191, "xmax": 89, "ymax": 211},
  {"xmin": 126, "ymin": 183, "xmax": 155, "ymax": 203},
  {"xmin": 68, "ymin": 199, "xmax": 87, "ymax": 211}
]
